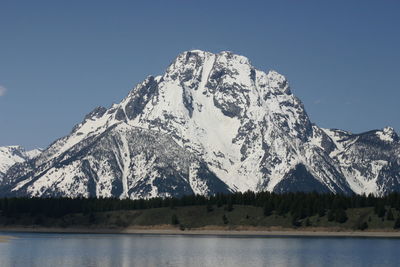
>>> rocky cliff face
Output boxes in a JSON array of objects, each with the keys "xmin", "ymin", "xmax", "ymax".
[{"xmin": 1, "ymin": 50, "xmax": 399, "ymax": 198}]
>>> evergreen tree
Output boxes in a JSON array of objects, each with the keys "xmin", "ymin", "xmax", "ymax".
[
  {"xmin": 169, "ymin": 200, "xmax": 176, "ymax": 210},
  {"xmin": 357, "ymin": 221, "xmax": 368, "ymax": 231},
  {"xmin": 335, "ymin": 209, "xmax": 348, "ymax": 223},
  {"xmin": 225, "ymin": 201, "xmax": 233, "ymax": 212},
  {"xmin": 216, "ymin": 199, "xmax": 223, "ymax": 208},
  {"xmin": 375, "ymin": 202, "xmax": 386, "ymax": 218},
  {"xmin": 387, "ymin": 209, "xmax": 394, "ymax": 220},
  {"xmin": 88, "ymin": 212, "xmax": 96, "ymax": 224},
  {"xmin": 276, "ymin": 201, "xmax": 287, "ymax": 215},
  {"xmin": 206, "ymin": 203, "xmax": 213, "ymax": 212},
  {"xmin": 291, "ymin": 216, "xmax": 301, "ymax": 227},
  {"xmin": 171, "ymin": 214, "xmax": 179, "ymax": 225},
  {"xmin": 318, "ymin": 207, "xmax": 326, "ymax": 217},
  {"xmin": 263, "ymin": 201, "xmax": 273, "ymax": 216},
  {"xmin": 314, "ymin": 201, "xmax": 325, "ymax": 217},
  {"xmin": 394, "ymin": 217, "xmax": 400, "ymax": 229},
  {"xmin": 327, "ymin": 210, "xmax": 335, "ymax": 221},
  {"xmin": 222, "ymin": 214, "xmax": 228, "ymax": 224}
]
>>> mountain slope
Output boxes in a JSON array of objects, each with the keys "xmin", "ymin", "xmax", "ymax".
[
  {"xmin": 1, "ymin": 124, "xmax": 230, "ymax": 198},
  {"xmin": 1, "ymin": 50, "xmax": 399, "ymax": 198},
  {"xmin": 0, "ymin": 146, "xmax": 41, "ymax": 181},
  {"xmin": 323, "ymin": 127, "xmax": 400, "ymax": 195}
]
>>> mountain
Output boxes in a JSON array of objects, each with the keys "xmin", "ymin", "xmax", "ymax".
[
  {"xmin": 1, "ymin": 50, "xmax": 399, "ymax": 198},
  {"xmin": 0, "ymin": 146, "xmax": 42, "ymax": 181},
  {"xmin": 322, "ymin": 127, "xmax": 400, "ymax": 195}
]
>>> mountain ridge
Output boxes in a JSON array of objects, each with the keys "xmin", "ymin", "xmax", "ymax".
[
  {"xmin": 1, "ymin": 50, "xmax": 399, "ymax": 198},
  {"xmin": 0, "ymin": 146, "xmax": 42, "ymax": 181}
]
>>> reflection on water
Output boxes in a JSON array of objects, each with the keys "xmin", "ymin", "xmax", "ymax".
[{"xmin": 0, "ymin": 232, "xmax": 399, "ymax": 267}]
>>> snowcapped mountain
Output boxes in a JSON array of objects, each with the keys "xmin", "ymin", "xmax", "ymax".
[
  {"xmin": 1, "ymin": 50, "xmax": 399, "ymax": 198},
  {"xmin": 0, "ymin": 146, "xmax": 42, "ymax": 181},
  {"xmin": 322, "ymin": 127, "xmax": 400, "ymax": 195}
]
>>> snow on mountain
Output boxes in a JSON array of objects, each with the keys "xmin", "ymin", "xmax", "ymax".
[
  {"xmin": 0, "ymin": 146, "xmax": 42, "ymax": 181},
  {"xmin": 1, "ymin": 50, "xmax": 399, "ymax": 198},
  {"xmin": 322, "ymin": 128, "xmax": 400, "ymax": 196}
]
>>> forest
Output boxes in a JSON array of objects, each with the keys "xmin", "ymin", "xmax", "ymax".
[{"xmin": 1, "ymin": 191, "xmax": 400, "ymax": 230}]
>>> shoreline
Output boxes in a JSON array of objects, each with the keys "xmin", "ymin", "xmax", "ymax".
[{"xmin": 1, "ymin": 226, "xmax": 400, "ymax": 238}]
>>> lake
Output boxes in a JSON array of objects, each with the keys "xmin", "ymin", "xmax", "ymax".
[{"xmin": 0, "ymin": 232, "xmax": 399, "ymax": 266}]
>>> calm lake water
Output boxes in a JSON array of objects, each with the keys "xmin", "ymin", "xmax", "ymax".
[{"xmin": 0, "ymin": 232, "xmax": 400, "ymax": 267}]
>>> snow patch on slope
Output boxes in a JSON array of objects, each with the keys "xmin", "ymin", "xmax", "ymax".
[
  {"xmin": 0, "ymin": 146, "xmax": 42, "ymax": 178},
  {"xmin": 376, "ymin": 127, "xmax": 396, "ymax": 142}
]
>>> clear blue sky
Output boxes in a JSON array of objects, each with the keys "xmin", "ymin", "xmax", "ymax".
[{"xmin": 0, "ymin": 0, "xmax": 399, "ymax": 149}]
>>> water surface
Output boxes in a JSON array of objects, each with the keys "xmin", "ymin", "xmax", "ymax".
[{"xmin": 0, "ymin": 232, "xmax": 399, "ymax": 266}]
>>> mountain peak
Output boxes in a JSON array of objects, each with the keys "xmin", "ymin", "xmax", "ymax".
[
  {"xmin": 172, "ymin": 50, "xmax": 253, "ymax": 69},
  {"xmin": 168, "ymin": 50, "xmax": 290, "ymax": 95},
  {"xmin": 376, "ymin": 126, "xmax": 399, "ymax": 142}
]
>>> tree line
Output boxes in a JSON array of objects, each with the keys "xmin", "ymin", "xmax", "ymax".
[{"xmin": 1, "ymin": 191, "xmax": 400, "ymax": 222}]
